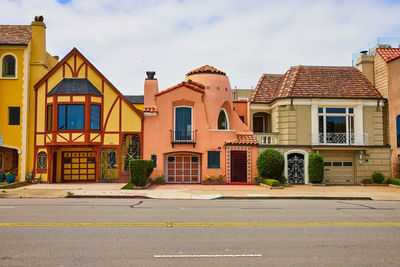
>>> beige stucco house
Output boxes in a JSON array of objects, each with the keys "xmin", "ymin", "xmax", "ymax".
[
  {"xmin": 249, "ymin": 66, "xmax": 390, "ymax": 184},
  {"xmin": 356, "ymin": 48, "xmax": 400, "ymax": 178}
]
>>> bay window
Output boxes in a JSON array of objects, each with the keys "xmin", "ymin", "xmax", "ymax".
[
  {"xmin": 90, "ymin": 105, "xmax": 101, "ymax": 130},
  {"xmin": 58, "ymin": 104, "xmax": 85, "ymax": 130}
]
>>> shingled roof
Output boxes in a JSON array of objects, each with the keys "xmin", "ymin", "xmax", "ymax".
[
  {"xmin": 0, "ymin": 25, "xmax": 31, "ymax": 45},
  {"xmin": 376, "ymin": 48, "xmax": 400, "ymax": 63},
  {"xmin": 186, "ymin": 65, "xmax": 226, "ymax": 76},
  {"xmin": 47, "ymin": 78, "xmax": 102, "ymax": 96},
  {"xmin": 251, "ymin": 66, "xmax": 382, "ymax": 103},
  {"xmin": 124, "ymin": 95, "xmax": 144, "ymax": 104}
]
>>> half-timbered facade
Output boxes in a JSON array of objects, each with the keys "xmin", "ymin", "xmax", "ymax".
[{"xmin": 33, "ymin": 48, "xmax": 142, "ymax": 182}]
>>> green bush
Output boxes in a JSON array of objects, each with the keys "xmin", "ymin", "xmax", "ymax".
[
  {"xmin": 361, "ymin": 178, "xmax": 374, "ymax": 184},
  {"xmin": 388, "ymin": 178, "xmax": 400, "ymax": 185},
  {"xmin": 129, "ymin": 159, "xmax": 154, "ymax": 186},
  {"xmin": 257, "ymin": 149, "xmax": 284, "ymax": 179},
  {"xmin": 308, "ymin": 154, "xmax": 324, "ymax": 183},
  {"xmin": 277, "ymin": 175, "xmax": 287, "ymax": 184},
  {"xmin": 155, "ymin": 175, "xmax": 164, "ymax": 182},
  {"xmin": 263, "ymin": 179, "xmax": 280, "ymax": 187},
  {"xmin": 372, "ymin": 171, "xmax": 385, "ymax": 184}
]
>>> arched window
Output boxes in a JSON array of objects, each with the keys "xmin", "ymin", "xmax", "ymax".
[
  {"xmin": 218, "ymin": 109, "xmax": 229, "ymax": 130},
  {"xmin": 2, "ymin": 55, "xmax": 16, "ymax": 77},
  {"xmin": 37, "ymin": 152, "xmax": 47, "ymax": 169},
  {"xmin": 397, "ymin": 115, "xmax": 400, "ymax": 148}
]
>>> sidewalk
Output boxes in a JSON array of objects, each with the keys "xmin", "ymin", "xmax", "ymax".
[{"xmin": 1, "ymin": 183, "xmax": 399, "ymax": 200}]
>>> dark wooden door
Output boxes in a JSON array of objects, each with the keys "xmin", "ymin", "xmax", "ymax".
[
  {"xmin": 253, "ymin": 117, "xmax": 264, "ymax": 133},
  {"xmin": 231, "ymin": 151, "xmax": 247, "ymax": 183},
  {"xmin": 52, "ymin": 152, "xmax": 57, "ymax": 183}
]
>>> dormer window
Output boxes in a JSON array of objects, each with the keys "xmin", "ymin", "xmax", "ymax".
[
  {"xmin": 2, "ymin": 55, "xmax": 16, "ymax": 77},
  {"xmin": 218, "ymin": 109, "xmax": 229, "ymax": 130}
]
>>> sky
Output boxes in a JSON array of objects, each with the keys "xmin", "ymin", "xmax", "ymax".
[{"xmin": 1, "ymin": 0, "xmax": 400, "ymax": 95}]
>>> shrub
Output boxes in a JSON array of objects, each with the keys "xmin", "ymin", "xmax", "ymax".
[
  {"xmin": 372, "ymin": 171, "xmax": 385, "ymax": 184},
  {"xmin": 361, "ymin": 178, "xmax": 374, "ymax": 184},
  {"xmin": 129, "ymin": 159, "xmax": 154, "ymax": 186},
  {"xmin": 277, "ymin": 175, "xmax": 287, "ymax": 184},
  {"xmin": 257, "ymin": 149, "xmax": 284, "ymax": 179},
  {"xmin": 263, "ymin": 179, "xmax": 280, "ymax": 187},
  {"xmin": 308, "ymin": 154, "xmax": 324, "ymax": 183},
  {"xmin": 388, "ymin": 178, "xmax": 400, "ymax": 185},
  {"xmin": 155, "ymin": 175, "xmax": 164, "ymax": 182}
]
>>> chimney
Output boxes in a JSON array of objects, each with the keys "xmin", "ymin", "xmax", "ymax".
[
  {"xmin": 356, "ymin": 52, "xmax": 375, "ymax": 86},
  {"xmin": 144, "ymin": 71, "xmax": 158, "ymax": 106},
  {"xmin": 31, "ymin": 15, "xmax": 46, "ymax": 65}
]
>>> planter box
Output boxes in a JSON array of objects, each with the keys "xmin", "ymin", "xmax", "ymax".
[
  {"xmin": 201, "ymin": 180, "xmax": 226, "ymax": 185},
  {"xmin": 361, "ymin": 183, "xmax": 389, "ymax": 186},
  {"xmin": 309, "ymin": 183, "xmax": 326, "ymax": 186},
  {"xmin": 260, "ymin": 183, "xmax": 284, "ymax": 189},
  {"xmin": 133, "ymin": 180, "xmax": 152, "ymax": 190}
]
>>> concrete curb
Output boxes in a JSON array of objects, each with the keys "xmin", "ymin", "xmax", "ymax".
[
  {"xmin": 65, "ymin": 195, "xmax": 152, "ymax": 199},
  {"xmin": 216, "ymin": 196, "xmax": 373, "ymax": 200}
]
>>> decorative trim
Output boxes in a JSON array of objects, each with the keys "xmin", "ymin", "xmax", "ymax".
[{"xmin": 284, "ymin": 149, "xmax": 309, "ymax": 184}]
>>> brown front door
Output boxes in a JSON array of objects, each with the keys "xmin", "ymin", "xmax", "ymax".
[
  {"xmin": 231, "ymin": 151, "xmax": 247, "ymax": 183},
  {"xmin": 253, "ymin": 117, "xmax": 264, "ymax": 133}
]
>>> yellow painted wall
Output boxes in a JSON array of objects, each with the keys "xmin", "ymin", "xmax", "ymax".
[{"xmin": 122, "ymin": 101, "xmax": 141, "ymax": 132}]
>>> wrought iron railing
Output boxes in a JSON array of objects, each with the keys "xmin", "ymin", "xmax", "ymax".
[
  {"xmin": 318, "ymin": 132, "xmax": 368, "ymax": 145},
  {"xmin": 170, "ymin": 130, "xmax": 197, "ymax": 147}
]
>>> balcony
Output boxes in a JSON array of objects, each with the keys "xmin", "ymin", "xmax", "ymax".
[
  {"xmin": 255, "ymin": 132, "xmax": 279, "ymax": 145},
  {"xmin": 317, "ymin": 132, "xmax": 369, "ymax": 145},
  {"xmin": 170, "ymin": 130, "xmax": 197, "ymax": 147}
]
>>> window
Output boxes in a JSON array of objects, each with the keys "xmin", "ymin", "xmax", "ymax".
[
  {"xmin": 218, "ymin": 109, "xmax": 229, "ymax": 130},
  {"xmin": 58, "ymin": 104, "xmax": 84, "ymax": 130},
  {"xmin": 46, "ymin": 105, "xmax": 53, "ymax": 131},
  {"xmin": 90, "ymin": 105, "xmax": 101, "ymax": 130},
  {"xmin": 37, "ymin": 152, "xmax": 47, "ymax": 169},
  {"xmin": 8, "ymin": 107, "xmax": 20, "ymax": 125},
  {"xmin": 175, "ymin": 107, "xmax": 192, "ymax": 141},
  {"xmin": 151, "ymin": 155, "xmax": 157, "ymax": 168},
  {"xmin": 397, "ymin": 115, "xmax": 400, "ymax": 148},
  {"xmin": 207, "ymin": 151, "xmax": 220, "ymax": 169},
  {"xmin": 318, "ymin": 107, "xmax": 354, "ymax": 144},
  {"xmin": 2, "ymin": 55, "xmax": 16, "ymax": 77}
]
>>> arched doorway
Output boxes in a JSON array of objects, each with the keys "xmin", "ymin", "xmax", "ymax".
[{"xmin": 284, "ymin": 150, "xmax": 309, "ymax": 184}]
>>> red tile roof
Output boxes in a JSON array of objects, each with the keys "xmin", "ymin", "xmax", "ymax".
[
  {"xmin": 186, "ymin": 65, "xmax": 226, "ymax": 76},
  {"xmin": 225, "ymin": 132, "xmax": 258, "ymax": 146},
  {"xmin": 143, "ymin": 105, "xmax": 158, "ymax": 113},
  {"xmin": 251, "ymin": 66, "xmax": 382, "ymax": 103},
  {"xmin": 0, "ymin": 25, "xmax": 31, "ymax": 45},
  {"xmin": 376, "ymin": 48, "xmax": 400, "ymax": 63},
  {"xmin": 155, "ymin": 79, "xmax": 205, "ymax": 96}
]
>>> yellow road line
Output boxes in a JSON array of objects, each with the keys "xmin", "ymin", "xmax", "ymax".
[{"xmin": 0, "ymin": 222, "xmax": 399, "ymax": 227}]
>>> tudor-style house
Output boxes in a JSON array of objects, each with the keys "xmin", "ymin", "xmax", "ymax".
[
  {"xmin": 249, "ymin": 66, "xmax": 391, "ymax": 184},
  {"xmin": 0, "ymin": 16, "xmax": 58, "ymax": 181},
  {"xmin": 33, "ymin": 48, "xmax": 142, "ymax": 183},
  {"xmin": 143, "ymin": 66, "xmax": 258, "ymax": 184},
  {"xmin": 356, "ymin": 48, "xmax": 400, "ymax": 178}
]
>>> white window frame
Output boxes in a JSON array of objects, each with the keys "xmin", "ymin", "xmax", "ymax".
[
  {"xmin": 174, "ymin": 106, "xmax": 193, "ymax": 142},
  {"xmin": 318, "ymin": 107, "xmax": 354, "ymax": 145},
  {"xmin": 217, "ymin": 108, "xmax": 229, "ymax": 130},
  {"xmin": 1, "ymin": 53, "xmax": 18, "ymax": 79}
]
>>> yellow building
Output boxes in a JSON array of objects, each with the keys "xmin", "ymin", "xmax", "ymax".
[
  {"xmin": 0, "ymin": 16, "xmax": 57, "ymax": 181},
  {"xmin": 33, "ymin": 48, "xmax": 142, "ymax": 183}
]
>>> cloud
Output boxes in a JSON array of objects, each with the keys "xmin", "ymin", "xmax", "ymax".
[{"xmin": 1, "ymin": 0, "xmax": 400, "ymax": 94}]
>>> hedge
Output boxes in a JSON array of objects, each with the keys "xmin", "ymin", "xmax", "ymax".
[
  {"xmin": 129, "ymin": 159, "xmax": 154, "ymax": 186},
  {"xmin": 308, "ymin": 153, "xmax": 324, "ymax": 183},
  {"xmin": 263, "ymin": 179, "xmax": 280, "ymax": 187},
  {"xmin": 257, "ymin": 149, "xmax": 284, "ymax": 180},
  {"xmin": 388, "ymin": 178, "xmax": 400, "ymax": 185},
  {"xmin": 372, "ymin": 171, "xmax": 385, "ymax": 184}
]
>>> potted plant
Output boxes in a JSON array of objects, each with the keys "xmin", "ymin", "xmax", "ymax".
[
  {"xmin": 0, "ymin": 170, "xmax": 5, "ymax": 182},
  {"xmin": 5, "ymin": 169, "xmax": 17, "ymax": 183}
]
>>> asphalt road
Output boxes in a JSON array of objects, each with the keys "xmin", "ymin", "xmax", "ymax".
[{"xmin": 0, "ymin": 199, "xmax": 399, "ymax": 266}]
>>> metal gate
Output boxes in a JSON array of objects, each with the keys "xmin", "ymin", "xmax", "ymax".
[{"xmin": 287, "ymin": 153, "xmax": 305, "ymax": 184}]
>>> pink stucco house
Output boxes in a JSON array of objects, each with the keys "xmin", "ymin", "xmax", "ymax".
[{"xmin": 143, "ymin": 65, "xmax": 258, "ymax": 184}]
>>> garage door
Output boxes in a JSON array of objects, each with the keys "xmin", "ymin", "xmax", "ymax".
[
  {"xmin": 323, "ymin": 153, "xmax": 354, "ymax": 184},
  {"xmin": 62, "ymin": 152, "xmax": 96, "ymax": 182},
  {"xmin": 166, "ymin": 154, "xmax": 200, "ymax": 183}
]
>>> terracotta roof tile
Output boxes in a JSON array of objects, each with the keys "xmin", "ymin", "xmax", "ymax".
[
  {"xmin": 143, "ymin": 105, "xmax": 158, "ymax": 113},
  {"xmin": 225, "ymin": 132, "xmax": 258, "ymax": 146},
  {"xmin": 186, "ymin": 65, "xmax": 226, "ymax": 76},
  {"xmin": 0, "ymin": 25, "xmax": 31, "ymax": 45},
  {"xmin": 156, "ymin": 79, "xmax": 205, "ymax": 96},
  {"xmin": 251, "ymin": 66, "xmax": 382, "ymax": 103},
  {"xmin": 376, "ymin": 48, "xmax": 400, "ymax": 63}
]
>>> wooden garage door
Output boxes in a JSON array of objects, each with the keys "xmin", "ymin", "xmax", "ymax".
[
  {"xmin": 166, "ymin": 154, "xmax": 200, "ymax": 183},
  {"xmin": 62, "ymin": 152, "xmax": 96, "ymax": 182},
  {"xmin": 323, "ymin": 153, "xmax": 354, "ymax": 184}
]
